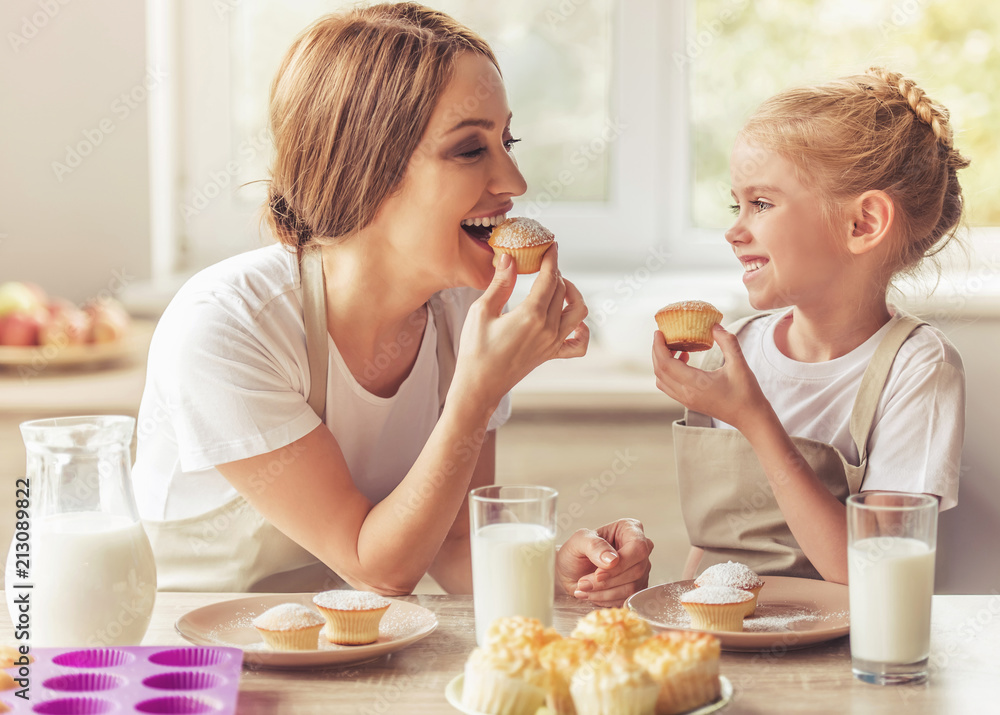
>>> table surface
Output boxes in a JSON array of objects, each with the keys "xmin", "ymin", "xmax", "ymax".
[{"xmin": 2, "ymin": 592, "xmax": 998, "ymax": 714}]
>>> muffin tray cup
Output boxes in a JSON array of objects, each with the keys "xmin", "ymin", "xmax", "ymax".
[{"xmin": 1, "ymin": 646, "xmax": 242, "ymax": 714}]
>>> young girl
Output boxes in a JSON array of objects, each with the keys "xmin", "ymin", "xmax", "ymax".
[
  {"xmin": 132, "ymin": 3, "xmax": 652, "ymax": 603},
  {"xmin": 652, "ymin": 67, "xmax": 968, "ymax": 584}
]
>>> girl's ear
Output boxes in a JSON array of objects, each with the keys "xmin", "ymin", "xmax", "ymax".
[{"xmin": 847, "ymin": 190, "xmax": 894, "ymax": 255}]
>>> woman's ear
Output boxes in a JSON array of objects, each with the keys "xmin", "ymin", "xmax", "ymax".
[{"xmin": 847, "ymin": 190, "xmax": 894, "ymax": 255}]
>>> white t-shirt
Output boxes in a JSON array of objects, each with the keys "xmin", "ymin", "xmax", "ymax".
[
  {"xmin": 713, "ymin": 309, "xmax": 964, "ymax": 510},
  {"xmin": 133, "ymin": 243, "xmax": 511, "ymax": 521}
]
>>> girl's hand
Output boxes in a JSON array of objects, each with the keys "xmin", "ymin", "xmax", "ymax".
[
  {"xmin": 556, "ymin": 519, "xmax": 654, "ymax": 607},
  {"xmin": 651, "ymin": 324, "xmax": 767, "ymax": 430},
  {"xmin": 455, "ymin": 244, "xmax": 589, "ymax": 408}
]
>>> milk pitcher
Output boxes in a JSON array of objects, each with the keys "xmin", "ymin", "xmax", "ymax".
[{"xmin": 5, "ymin": 416, "xmax": 157, "ymax": 646}]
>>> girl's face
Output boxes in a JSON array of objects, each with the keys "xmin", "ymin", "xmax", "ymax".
[
  {"xmin": 725, "ymin": 139, "xmax": 850, "ymax": 311},
  {"xmin": 371, "ymin": 52, "xmax": 527, "ymax": 292}
]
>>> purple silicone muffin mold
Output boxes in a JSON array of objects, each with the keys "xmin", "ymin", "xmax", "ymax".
[{"xmin": 2, "ymin": 647, "xmax": 241, "ymax": 714}]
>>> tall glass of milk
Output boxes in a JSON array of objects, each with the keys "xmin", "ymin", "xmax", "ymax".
[
  {"xmin": 847, "ymin": 492, "xmax": 938, "ymax": 685},
  {"xmin": 5, "ymin": 416, "xmax": 157, "ymax": 646},
  {"xmin": 470, "ymin": 486, "xmax": 557, "ymax": 645}
]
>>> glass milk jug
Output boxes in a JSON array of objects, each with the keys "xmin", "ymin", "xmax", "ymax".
[{"xmin": 5, "ymin": 416, "xmax": 157, "ymax": 646}]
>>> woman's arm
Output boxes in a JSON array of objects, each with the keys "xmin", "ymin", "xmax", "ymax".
[{"xmin": 653, "ymin": 326, "xmax": 849, "ymax": 583}]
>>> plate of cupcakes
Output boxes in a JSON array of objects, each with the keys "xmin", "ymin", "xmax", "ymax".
[
  {"xmin": 176, "ymin": 591, "xmax": 437, "ymax": 669},
  {"xmin": 626, "ymin": 562, "xmax": 850, "ymax": 652}
]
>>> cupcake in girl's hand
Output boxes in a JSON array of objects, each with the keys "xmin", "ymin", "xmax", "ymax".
[
  {"xmin": 488, "ymin": 217, "xmax": 555, "ymax": 274},
  {"xmin": 655, "ymin": 301, "xmax": 723, "ymax": 352}
]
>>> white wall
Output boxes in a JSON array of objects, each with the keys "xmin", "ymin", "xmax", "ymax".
[{"xmin": 0, "ymin": 0, "xmax": 150, "ymax": 303}]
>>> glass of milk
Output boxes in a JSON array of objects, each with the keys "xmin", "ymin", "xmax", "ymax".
[
  {"xmin": 5, "ymin": 416, "xmax": 157, "ymax": 646},
  {"xmin": 847, "ymin": 492, "xmax": 938, "ymax": 685},
  {"xmin": 470, "ymin": 485, "xmax": 557, "ymax": 645}
]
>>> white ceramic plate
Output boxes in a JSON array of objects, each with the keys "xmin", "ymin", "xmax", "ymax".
[
  {"xmin": 175, "ymin": 593, "xmax": 437, "ymax": 669},
  {"xmin": 626, "ymin": 576, "xmax": 850, "ymax": 652},
  {"xmin": 445, "ymin": 673, "xmax": 732, "ymax": 714}
]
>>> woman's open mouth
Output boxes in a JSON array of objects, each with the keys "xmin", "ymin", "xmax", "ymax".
[{"xmin": 461, "ymin": 212, "xmax": 507, "ymax": 244}]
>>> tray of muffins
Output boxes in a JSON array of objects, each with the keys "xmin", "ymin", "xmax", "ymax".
[
  {"xmin": 175, "ymin": 590, "xmax": 437, "ymax": 669},
  {"xmin": 448, "ymin": 610, "xmax": 731, "ymax": 715}
]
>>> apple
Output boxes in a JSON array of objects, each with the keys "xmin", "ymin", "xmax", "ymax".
[
  {"xmin": 84, "ymin": 297, "xmax": 131, "ymax": 344},
  {"xmin": 39, "ymin": 304, "xmax": 91, "ymax": 347},
  {"xmin": 0, "ymin": 310, "xmax": 46, "ymax": 346},
  {"xmin": 0, "ymin": 282, "xmax": 44, "ymax": 318}
]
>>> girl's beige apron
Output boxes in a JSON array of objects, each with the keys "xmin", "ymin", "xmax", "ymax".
[
  {"xmin": 674, "ymin": 310, "xmax": 925, "ymax": 580},
  {"xmin": 143, "ymin": 247, "xmax": 456, "ymax": 591}
]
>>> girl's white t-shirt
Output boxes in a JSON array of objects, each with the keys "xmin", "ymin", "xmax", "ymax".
[
  {"xmin": 712, "ymin": 308, "xmax": 964, "ymax": 510},
  {"xmin": 133, "ymin": 244, "xmax": 511, "ymax": 521}
]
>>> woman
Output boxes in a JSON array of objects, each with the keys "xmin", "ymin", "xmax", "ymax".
[{"xmin": 133, "ymin": 2, "xmax": 652, "ymax": 605}]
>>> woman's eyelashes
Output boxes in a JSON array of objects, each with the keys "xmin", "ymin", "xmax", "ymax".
[
  {"xmin": 456, "ymin": 135, "xmax": 521, "ymax": 159},
  {"xmin": 728, "ymin": 199, "xmax": 773, "ymax": 215}
]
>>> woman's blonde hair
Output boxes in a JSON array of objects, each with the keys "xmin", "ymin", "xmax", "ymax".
[
  {"xmin": 265, "ymin": 3, "xmax": 498, "ymax": 249},
  {"xmin": 739, "ymin": 67, "xmax": 970, "ymax": 280}
]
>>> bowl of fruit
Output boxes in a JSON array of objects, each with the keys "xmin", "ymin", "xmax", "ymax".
[{"xmin": 0, "ymin": 281, "xmax": 135, "ymax": 371}]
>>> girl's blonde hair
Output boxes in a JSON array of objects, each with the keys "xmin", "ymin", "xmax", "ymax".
[
  {"xmin": 739, "ymin": 67, "xmax": 970, "ymax": 279},
  {"xmin": 265, "ymin": 3, "xmax": 497, "ymax": 249}
]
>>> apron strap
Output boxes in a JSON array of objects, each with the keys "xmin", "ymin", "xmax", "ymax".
[
  {"xmin": 299, "ymin": 247, "xmax": 329, "ymax": 421},
  {"xmin": 848, "ymin": 311, "xmax": 926, "ymax": 465},
  {"xmin": 428, "ymin": 293, "xmax": 456, "ymax": 414},
  {"xmin": 299, "ymin": 247, "xmax": 456, "ymax": 420}
]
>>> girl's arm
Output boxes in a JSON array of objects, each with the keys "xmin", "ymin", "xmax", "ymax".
[{"xmin": 653, "ymin": 325, "xmax": 849, "ymax": 583}]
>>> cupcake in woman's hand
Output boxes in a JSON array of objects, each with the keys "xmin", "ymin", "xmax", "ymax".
[
  {"xmin": 680, "ymin": 586, "xmax": 755, "ymax": 632},
  {"xmin": 488, "ymin": 217, "xmax": 555, "ymax": 274},
  {"xmin": 312, "ymin": 590, "xmax": 391, "ymax": 645},
  {"xmin": 252, "ymin": 603, "xmax": 325, "ymax": 651},
  {"xmin": 654, "ymin": 300, "xmax": 723, "ymax": 352}
]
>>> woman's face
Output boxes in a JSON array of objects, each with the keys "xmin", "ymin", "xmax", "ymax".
[{"xmin": 371, "ymin": 52, "xmax": 528, "ymax": 291}]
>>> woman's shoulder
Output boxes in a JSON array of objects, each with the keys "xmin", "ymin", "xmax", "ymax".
[{"xmin": 175, "ymin": 243, "xmax": 300, "ymax": 315}]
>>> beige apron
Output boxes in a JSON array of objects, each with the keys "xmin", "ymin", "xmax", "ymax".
[
  {"xmin": 144, "ymin": 247, "xmax": 456, "ymax": 592},
  {"xmin": 673, "ymin": 310, "xmax": 925, "ymax": 580}
]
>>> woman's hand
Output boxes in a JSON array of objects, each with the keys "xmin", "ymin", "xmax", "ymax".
[
  {"xmin": 651, "ymin": 324, "xmax": 767, "ymax": 430},
  {"xmin": 556, "ymin": 519, "xmax": 654, "ymax": 607},
  {"xmin": 454, "ymin": 244, "xmax": 589, "ymax": 409}
]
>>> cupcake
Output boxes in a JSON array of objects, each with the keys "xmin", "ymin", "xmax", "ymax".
[
  {"xmin": 654, "ymin": 300, "xmax": 723, "ymax": 352},
  {"xmin": 312, "ymin": 590, "xmax": 391, "ymax": 645},
  {"xmin": 694, "ymin": 561, "xmax": 764, "ymax": 616},
  {"xmin": 251, "ymin": 603, "xmax": 325, "ymax": 651},
  {"xmin": 484, "ymin": 615, "xmax": 562, "ymax": 654},
  {"xmin": 569, "ymin": 653, "xmax": 659, "ymax": 715},
  {"xmin": 570, "ymin": 607, "xmax": 652, "ymax": 656},
  {"xmin": 634, "ymin": 631, "xmax": 721, "ymax": 715},
  {"xmin": 679, "ymin": 586, "xmax": 754, "ymax": 632},
  {"xmin": 488, "ymin": 217, "xmax": 555, "ymax": 274},
  {"xmin": 539, "ymin": 638, "xmax": 599, "ymax": 715},
  {"xmin": 462, "ymin": 642, "xmax": 549, "ymax": 715}
]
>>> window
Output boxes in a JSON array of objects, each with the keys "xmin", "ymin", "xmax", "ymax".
[{"xmin": 153, "ymin": 0, "xmax": 998, "ymax": 281}]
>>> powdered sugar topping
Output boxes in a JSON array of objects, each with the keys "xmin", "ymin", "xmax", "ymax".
[
  {"xmin": 489, "ymin": 217, "xmax": 555, "ymax": 248},
  {"xmin": 695, "ymin": 561, "xmax": 763, "ymax": 590},
  {"xmin": 251, "ymin": 603, "xmax": 324, "ymax": 631},
  {"xmin": 680, "ymin": 586, "xmax": 754, "ymax": 605},
  {"xmin": 312, "ymin": 590, "xmax": 390, "ymax": 611}
]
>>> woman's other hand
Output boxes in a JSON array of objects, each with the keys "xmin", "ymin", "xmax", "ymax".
[{"xmin": 556, "ymin": 518, "xmax": 654, "ymax": 607}]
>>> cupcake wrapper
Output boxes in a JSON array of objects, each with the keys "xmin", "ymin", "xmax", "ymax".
[
  {"xmin": 255, "ymin": 624, "xmax": 323, "ymax": 651},
  {"xmin": 681, "ymin": 601, "xmax": 746, "ymax": 632},
  {"xmin": 570, "ymin": 681, "xmax": 660, "ymax": 715},
  {"xmin": 743, "ymin": 584, "xmax": 763, "ymax": 617},
  {"xmin": 317, "ymin": 605, "xmax": 389, "ymax": 645},
  {"xmin": 653, "ymin": 663, "xmax": 721, "ymax": 715},
  {"xmin": 654, "ymin": 309, "xmax": 722, "ymax": 352},
  {"xmin": 491, "ymin": 242, "xmax": 553, "ymax": 274},
  {"xmin": 462, "ymin": 665, "xmax": 546, "ymax": 715},
  {"xmin": 546, "ymin": 681, "xmax": 578, "ymax": 715}
]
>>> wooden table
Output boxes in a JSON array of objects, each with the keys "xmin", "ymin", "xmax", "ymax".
[{"xmin": 2, "ymin": 592, "xmax": 997, "ymax": 713}]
